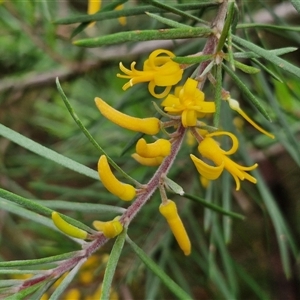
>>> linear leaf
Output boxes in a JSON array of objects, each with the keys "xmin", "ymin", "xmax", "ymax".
[
  {"xmin": 101, "ymin": 229, "xmax": 127, "ymax": 300},
  {"xmin": 49, "ymin": 259, "xmax": 85, "ymax": 300},
  {"xmin": 0, "ymin": 123, "xmax": 99, "ymax": 180},
  {"xmin": 232, "ymin": 35, "xmax": 300, "ymax": 79},
  {"xmin": 54, "ymin": 3, "xmax": 216, "ymax": 25},
  {"xmin": 0, "ymin": 252, "xmax": 78, "ymax": 268},
  {"xmin": 73, "ymin": 27, "xmax": 212, "ymax": 48},
  {"xmin": 126, "ymin": 236, "xmax": 192, "ymax": 300},
  {"xmin": 184, "ymin": 193, "xmax": 244, "ymax": 220},
  {"xmin": 33, "ymin": 200, "xmax": 126, "ymax": 214},
  {"xmin": 291, "ymin": 0, "xmax": 300, "ymax": 14}
]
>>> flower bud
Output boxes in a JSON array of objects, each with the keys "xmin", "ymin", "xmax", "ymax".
[
  {"xmin": 159, "ymin": 200, "xmax": 191, "ymax": 256},
  {"xmin": 52, "ymin": 212, "xmax": 88, "ymax": 239},
  {"xmin": 98, "ymin": 155, "xmax": 136, "ymax": 201},
  {"xmin": 93, "ymin": 217, "xmax": 123, "ymax": 238}
]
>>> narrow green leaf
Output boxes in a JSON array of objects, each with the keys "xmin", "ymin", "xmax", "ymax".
[
  {"xmin": 0, "ymin": 190, "xmax": 92, "ymax": 233},
  {"xmin": 0, "ymin": 123, "xmax": 99, "ymax": 181},
  {"xmin": 54, "ymin": 3, "xmax": 214, "ymax": 25},
  {"xmin": 172, "ymin": 54, "xmax": 213, "ymax": 64},
  {"xmin": 33, "ymin": 200, "xmax": 126, "ymax": 214},
  {"xmin": 5, "ymin": 282, "xmax": 44, "ymax": 300},
  {"xmin": 291, "ymin": 0, "xmax": 300, "ymax": 14},
  {"xmin": 49, "ymin": 259, "xmax": 85, "ymax": 300},
  {"xmin": 227, "ymin": 27, "xmax": 235, "ymax": 70},
  {"xmin": 237, "ymin": 23, "xmax": 300, "ymax": 31},
  {"xmin": 126, "ymin": 236, "xmax": 192, "ymax": 300},
  {"xmin": 223, "ymin": 63, "xmax": 272, "ymax": 121},
  {"xmin": 145, "ymin": 12, "xmax": 192, "ymax": 29},
  {"xmin": 213, "ymin": 63, "xmax": 223, "ymax": 127},
  {"xmin": 0, "ymin": 252, "xmax": 78, "ymax": 267},
  {"xmin": 0, "ymin": 270, "xmax": 43, "ymax": 275},
  {"xmin": 233, "ymin": 47, "xmax": 297, "ymax": 59},
  {"xmin": 234, "ymin": 60, "xmax": 260, "ymax": 74},
  {"xmin": 232, "ymin": 35, "xmax": 300, "ymax": 79},
  {"xmin": 184, "ymin": 193, "xmax": 244, "ymax": 220},
  {"xmin": 142, "ymin": 0, "xmax": 207, "ymax": 23},
  {"xmin": 73, "ymin": 27, "xmax": 213, "ymax": 48},
  {"xmin": 101, "ymin": 229, "xmax": 127, "ymax": 300},
  {"xmin": 216, "ymin": 0, "xmax": 235, "ymax": 52}
]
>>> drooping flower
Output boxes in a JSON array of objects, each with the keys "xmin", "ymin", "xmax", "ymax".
[
  {"xmin": 190, "ymin": 131, "xmax": 258, "ymax": 190},
  {"xmin": 161, "ymin": 78, "xmax": 216, "ymax": 127},
  {"xmin": 117, "ymin": 49, "xmax": 183, "ymax": 98}
]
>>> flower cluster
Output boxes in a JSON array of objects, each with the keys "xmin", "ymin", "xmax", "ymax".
[{"xmin": 90, "ymin": 48, "xmax": 275, "ymax": 255}]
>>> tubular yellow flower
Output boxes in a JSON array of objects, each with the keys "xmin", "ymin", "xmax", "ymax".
[
  {"xmin": 227, "ymin": 98, "xmax": 275, "ymax": 139},
  {"xmin": 131, "ymin": 153, "xmax": 164, "ymax": 166},
  {"xmin": 51, "ymin": 212, "xmax": 88, "ymax": 239},
  {"xmin": 95, "ymin": 97, "xmax": 160, "ymax": 135},
  {"xmin": 161, "ymin": 78, "xmax": 216, "ymax": 127},
  {"xmin": 136, "ymin": 138, "xmax": 171, "ymax": 158},
  {"xmin": 159, "ymin": 200, "xmax": 191, "ymax": 256},
  {"xmin": 93, "ymin": 217, "xmax": 123, "ymax": 238},
  {"xmin": 98, "ymin": 155, "xmax": 136, "ymax": 201},
  {"xmin": 190, "ymin": 131, "xmax": 258, "ymax": 190},
  {"xmin": 117, "ymin": 49, "xmax": 183, "ymax": 98}
]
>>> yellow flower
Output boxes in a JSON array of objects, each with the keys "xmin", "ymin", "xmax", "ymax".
[
  {"xmin": 161, "ymin": 78, "xmax": 216, "ymax": 127},
  {"xmin": 159, "ymin": 200, "xmax": 191, "ymax": 256},
  {"xmin": 117, "ymin": 49, "xmax": 183, "ymax": 98},
  {"xmin": 190, "ymin": 131, "xmax": 258, "ymax": 190}
]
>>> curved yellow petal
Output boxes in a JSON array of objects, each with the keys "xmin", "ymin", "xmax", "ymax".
[
  {"xmin": 159, "ymin": 200, "xmax": 191, "ymax": 256},
  {"xmin": 98, "ymin": 155, "xmax": 136, "ymax": 201},
  {"xmin": 148, "ymin": 81, "xmax": 172, "ymax": 99},
  {"xmin": 95, "ymin": 97, "xmax": 160, "ymax": 135},
  {"xmin": 131, "ymin": 153, "xmax": 164, "ymax": 166},
  {"xmin": 190, "ymin": 154, "xmax": 224, "ymax": 180},
  {"xmin": 207, "ymin": 131, "xmax": 239, "ymax": 155}
]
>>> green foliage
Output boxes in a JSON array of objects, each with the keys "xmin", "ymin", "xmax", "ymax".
[{"xmin": 0, "ymin": 1, "xmax": 300, "ymax": 299}]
